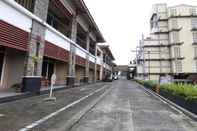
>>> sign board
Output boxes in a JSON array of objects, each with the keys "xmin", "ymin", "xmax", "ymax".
[{"xmin": 51, "ymin": 74, "xmax": 56, "ymax": 85}]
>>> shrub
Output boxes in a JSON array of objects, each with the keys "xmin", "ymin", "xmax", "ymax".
[
  {"xmin": 135, "ymin": 79, "xmax": 145, "ymax": 85},
  {"xmin": 144, "ymin": 80, "xmax": 158, "ymax": 90},
  {"xmin": 160, "ymin": 83, "xmax": 197, "ymax": 102}
]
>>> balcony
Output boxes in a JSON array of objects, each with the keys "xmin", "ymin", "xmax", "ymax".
[
  {"xmin": 143, "ymin": 39, "xmax": 169, "ymax": 47},
  {"xmin": 191, "ymin": 27, "xmax": 197, "ymax": 31},
  {"xmin": 76, "ymin": 37, "xmax": 86, "ymax": 50},
  {"xmin": 169, "ymin": 27, "xmax": 182, "ymax": 32},
  {"xmin": 192, "ymin": 40, "xmax": 197, "ymax": 45},
  {"xmin": 15, "ymin": 0, "xmax": 35, "ymax": 12},
  {"xmin": 152, "ymin": 27, "xmax": 168, "ymax": 34}
]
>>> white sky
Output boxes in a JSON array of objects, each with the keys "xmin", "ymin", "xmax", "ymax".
[{"xmin": 83, "ymin": 0, "xmax": 197, "ymax": 65}]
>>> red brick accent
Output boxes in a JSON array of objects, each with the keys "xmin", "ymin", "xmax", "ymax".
[
  {"xmin": 44, "ymin": 41, "xmax": 69, "ymax": 62},
  {"xmin": 76, "ymin": 55, "xmax": 86, "ymax": 67},
  {"xmin": 0, "ymin": 20, "xmax": 29, "ymax": 51}
]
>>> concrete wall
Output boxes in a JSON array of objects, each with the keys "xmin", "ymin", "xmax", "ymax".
[{"xmin": 168, "ymin": 15, "xmax": 196, "ymax": 73}]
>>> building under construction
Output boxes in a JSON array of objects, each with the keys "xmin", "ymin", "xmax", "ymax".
[{"xmin": 136, "ymin": 3, "xmax": 197, "ymax": 82}]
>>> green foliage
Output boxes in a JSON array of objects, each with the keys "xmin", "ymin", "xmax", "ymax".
[
  {"xmin": 135, "ymin": 79, "xmax": 197, "ymax": 102},
  {"xmin": 144, "ymin": 80, "xmax": 158, "ymax": 89},
  {"xmin": 160, "ymin": 84, "xmax": 197, "ymax": 102},
  {"xmin": 135, "ymin": 79, "xmax": 145, "ymax": 85}
]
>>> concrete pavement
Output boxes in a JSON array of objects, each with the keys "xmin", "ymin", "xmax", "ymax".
[
  {"xmin": 70, "ymin": 80, "xmax": 197, "ymax": 131},
  {"xmin": 0, "ymin": 82, "xmax": 111, "ymax": 131},
  {"xmin": 0, "ymin": 80, "xmax": 196, "ymax": 131}
]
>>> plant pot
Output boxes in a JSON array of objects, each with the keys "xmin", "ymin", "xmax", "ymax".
[{"xmin": 22, "ymin": 76, "xmax": 41, "ymax": 94}]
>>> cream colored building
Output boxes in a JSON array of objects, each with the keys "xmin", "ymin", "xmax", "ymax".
[{"xmin": 136, "ymin": 3, "xmax": 197, "ymax": 81}]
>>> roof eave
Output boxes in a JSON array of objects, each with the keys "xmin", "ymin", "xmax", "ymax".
[{"xmin": 78, "ymin": 0, "xmax": 105, "ymax": 43}]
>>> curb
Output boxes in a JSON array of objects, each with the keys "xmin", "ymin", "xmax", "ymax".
[
  {"xmin": 134, "ymin": 81, "xmax": 197, "ymax": 121},
  {"xmin": 0, "ymin": 82, "xmax": 101, "ymax": 104},
  {"xmin": 0, "ymin": 86, "xmax": 66, "ymax": 104}
]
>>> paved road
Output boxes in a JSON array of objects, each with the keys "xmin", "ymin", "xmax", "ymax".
[
  {"xmin": 0, "ymin": 80, "xmax": 196, "ymax": 131},
  {"xmin": 0, "ymin": 82, "xmax": 111, "ymax": 131},
  {"xmin": 70, "ymin": 80, "xmax": 197, "ymax": 131}
]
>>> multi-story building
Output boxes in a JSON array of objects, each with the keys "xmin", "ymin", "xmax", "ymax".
[
  {"xmin": 136, "ymin": 3, "xmax": 197, "ymax": 81},
  {"xmin": 98, "ymin": 45, "xmax": 115, "ymax": 79},
  {"xmin": 0, "ymin": 0, "xmax": 115, "ymax": 93}
]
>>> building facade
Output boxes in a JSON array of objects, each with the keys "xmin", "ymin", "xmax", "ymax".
[
  {"xmin": 0, "ymin": 0, "xmax": 114, "ymax": 93},
  {"xmin": 98, "ymin": 45, "xmax": 115, "ymax": 80},
  {"xmin": 136, "ymin": 3, "xmax": 197, "ymax": 81}
]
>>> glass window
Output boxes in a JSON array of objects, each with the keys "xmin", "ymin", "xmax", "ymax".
[
  {"xmin": 191, "ymin": 18, "xmax": 197, "ymax": 29},
  {"xmin": 175, "ymin": 60, "xmax": 182, "ymax": 73},
  {"xmin": 170, "ymin": 8, "xmax": 177, "ymax": 16},
  {"xmin": 172, "ymin": 32, "xmax": 179, "ymax": 43},
  {"xmin": 174, "ymin": 47, "xmax": 181, "ymax": 58},
  {"xmin": 15, "ymin": 0, "xmax": 35, "ymax": 12},
  {"xmin": 196, "ymin": 61, "xmax": 197, "ymax": 72},
  {"xmin": 172, "ymin": 19, "xmax": 178, "ymax": 29},
  {"xmin": 194, "ymin": 47, "xmax": 197, "ymax": 57},
  {"xmin": 193, "ymin": 32, "xmax": 197, "ymax": 43},
  {"xmin": 190, "ymin": 8, "xmax": 196, "ymax": 15}
]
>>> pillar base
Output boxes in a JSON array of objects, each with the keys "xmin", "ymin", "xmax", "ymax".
[
  {"xmin": 83, "ymin": 77, "xmax": 89, "ymax": 83},
  {"xmin": 66, "ymin": 76, "xmax": 75, "ymax": 87},
  {"xmin": 22, "ymin": 76, "xmax": 41, "ymax": 94}
]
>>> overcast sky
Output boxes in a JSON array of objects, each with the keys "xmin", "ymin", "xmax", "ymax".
[{"xmin": 83, "ymin": 0, "xmax": 197, "ymax": 65}]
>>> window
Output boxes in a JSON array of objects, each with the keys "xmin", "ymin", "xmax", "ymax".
[
  {"xmin": 36, "ymin": 42, "xmax": 40, "ymax": 57},
  {"xmin": 175, "ymin": 60, "xmax": 182, "ymax": 73},
  {"xmin": 193, "ymin": 32, "xmax": 197, "ymax": 43},
  {"xmin": 15, "ymin": 0, "xmax": 35, "ymax": 12},
  {"xmin": 174, "ymin": 47, "xmax": 181, "ymax": 58},
  {"xmin": 170, "ymin": 8, "xmax": 177, "ymax": 16},
  {"xmin": 172, "ymin": 19, "xmax": 178, "ymax": 29},
  {"xmin": 194, "ymin": 47, "xmax": 197, "ymax": 57},
  {"xmin": 196, "ymin": 61, "xmax": 197, "ymax": 72},
  {"xmin": 190, "ymin": 8, "xmax": 196, "ymax": 15},
  {"xmin": 41, "ymin": 60, "xmax": 54, "ymax": 80},
  {"xmin": 172, "ymin": 32, "xmax": 179, "ymax": 43},
  {"xmin": 191, "ymin": 18, "xmax": 197, "ymax": 29}
]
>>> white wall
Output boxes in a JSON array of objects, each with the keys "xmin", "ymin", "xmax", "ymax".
[
  {"xmin": 0, "ymin": 1, "xmax": 32, "ymax": 32},
  {"xmin": 76, "ymin": 48, "xmax": 86, "ymax": 58},
  {"xmin": 45, "ymin": 29, "xmax": 70, "ymax": 51}
]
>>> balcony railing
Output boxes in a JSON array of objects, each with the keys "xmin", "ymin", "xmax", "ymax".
[
  {"xmin": 15, "ymin": 0, "xmax": 35, "ymax": 12},
  {"xmin": 47, "ymin": 13, "xmax": 70, "ymax": 38},
  {"xmin": 76, "ymin": 37, "xmax": 86, "ymax": 50}
]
